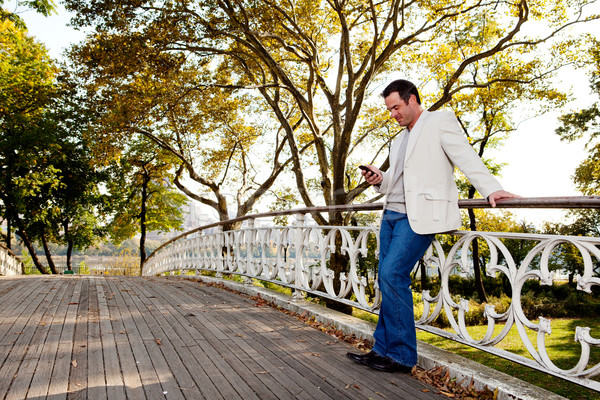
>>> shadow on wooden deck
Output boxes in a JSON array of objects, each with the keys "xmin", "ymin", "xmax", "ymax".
[{"xmin": 0, "ymin": 276, "xmax": 448, "ymax": 399}]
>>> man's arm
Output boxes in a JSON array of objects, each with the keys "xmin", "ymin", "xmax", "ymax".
[{"xmin": 439, "ymin": 112, "xmax": 518, "ymax": 201}]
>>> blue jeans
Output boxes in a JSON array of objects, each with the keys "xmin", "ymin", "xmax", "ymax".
[{"xmin": 372, "ymin": 210, "xmax": 434, "ymax": 367}]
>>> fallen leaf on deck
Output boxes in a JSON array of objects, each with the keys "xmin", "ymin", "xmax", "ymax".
[{"xmin": 304, "ymin": 352, "xmax": 320, "ymax": 357}]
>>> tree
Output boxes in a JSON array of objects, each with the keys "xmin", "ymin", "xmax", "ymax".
[
  {"xmin": 1, "ymin": 0, "xmax": 56, "ymax": 27},
  {"xmin": 431, "ymin": 46, "xmax": 567, "ymax": 301},
  {"xmin": 67, "ymin": 35, "xmax": 302, "ymax": 232},
  {"xmin": 49, "ymin": 95, "xmax": 108, "ymax": 271},
  {"xmin": 65, "ymin": 0, "xmax": 597, "ymax": 304},
  {"xmin": 553, "ymin": 37, "xmax": 600, "ymax": 282},
  {"xmin": 464, "ymin": 210, "xmax": 539, "ymax": 297},
  {"xmin": 556, "ymin": 36, "xmax": 600, "ymax": 191},
  {"xmin": 106, "ymin": 138, "xmax": 188, "ymax": 270},
  {"xmin": 0, "ymin": 19, "xmax": 107, "ymax": 273},
  {"xmin": 0, "ymin": 18, "xmax": 58, "ymax": 273}
]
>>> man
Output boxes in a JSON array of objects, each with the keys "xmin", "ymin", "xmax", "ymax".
[{"xmin": 346, "ymin": 79, "xmax": 518, "ymax": 373}]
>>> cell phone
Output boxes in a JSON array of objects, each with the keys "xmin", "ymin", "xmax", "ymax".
[
  {"xmin": 359, "ymin": 165, "xmax": 381, "ymax": 187},
  {"xmin": 358, "ymin": 165, "xmax": 376, "ymax": 175}
]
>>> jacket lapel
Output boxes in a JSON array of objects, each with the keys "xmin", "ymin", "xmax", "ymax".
[{"xmin": 404, "ymin": 110, "xmax": 430, "ymax": 164}]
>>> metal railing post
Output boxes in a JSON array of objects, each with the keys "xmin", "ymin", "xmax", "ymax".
[{"xmin": 292, "ymin": 213, "xmax": 305, "ymax": 300}]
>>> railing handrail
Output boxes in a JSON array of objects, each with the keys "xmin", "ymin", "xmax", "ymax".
[
  {"xmin": 145, "ymin": 196, "xmax": 600, "ymax": 265},
  {"xmin": 0, "ymin": 243, "xmax": 21, "ymax": 260}
]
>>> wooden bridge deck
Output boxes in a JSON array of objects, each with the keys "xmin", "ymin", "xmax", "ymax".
[{"xmin": 0, "ymin": 275, "xmax": 447, "ymax": 399}]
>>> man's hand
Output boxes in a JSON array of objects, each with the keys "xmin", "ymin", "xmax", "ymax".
[
  {"xmin": 488, "ymin": 190, "xmax": 520, "ymax": 208},
  {"xmin": 361, "ymin": 165, "xmax": 383, "ymax": 186}
]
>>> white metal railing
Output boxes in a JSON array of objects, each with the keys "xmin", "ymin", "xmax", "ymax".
[
  {"xmin": 143, "ymin": 197, "xmax": 600, "ymax": 391},
  {"xmin": 0, "ymin": 245, "xmax": 23, "ymax": 276}
]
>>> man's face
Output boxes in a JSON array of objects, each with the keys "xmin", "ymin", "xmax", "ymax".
[{"xmin": 384, "ymin": 92, "xmax": 420, "ymax": 130}]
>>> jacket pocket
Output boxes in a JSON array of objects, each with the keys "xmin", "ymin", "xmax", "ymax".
[{"xmin": 417, "ymin": 187, "xmax": 452, "ymax": 222}]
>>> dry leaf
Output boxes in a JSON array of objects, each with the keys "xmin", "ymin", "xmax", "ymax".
[
  {"xmin": 155, "ymin": 338, "xmax": 162, "ymax": 346},
  {"xmin": 71, "ymin": 360, "xmax": 78, "ymax": 367},
  {"xmin": 304, "ymin": 352, "xmax": 320, "ymax": 357}
]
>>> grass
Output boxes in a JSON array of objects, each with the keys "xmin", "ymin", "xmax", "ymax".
[
  {"xmin": 415, "ymin": 318, "xmax": 600, "ymax": 400},
  {"xmin": 353, "ymin": 304, "xmax": 600, "ymax": 399}
]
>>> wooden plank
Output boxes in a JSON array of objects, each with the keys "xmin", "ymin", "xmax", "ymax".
[
  {"xmin": 139, "ymin": 277, "xmax": 263, "ymax": 400},
  {"xmin": 0, "ymin": 276, "xmax": 448, "ymax": 400},
  {"xmin": 155, "ymin": 279, "xmax": 331, "ymax": 399},
  {"xmin": 26, "ymin": 277, "xmax": 78, "ymax": 399},
  {"xmin": 96, "ymin": 279, "xmax": 127, "ymax": 400},
  {"xmin": 67, "ymin": 277, "xmax": 89, "ymax": 400},
  {"xmin": 195, "ymin": 300, "xmax": 323, "ymax": 399},
  {"xmin": 112, "ymin": 277, "xmax": 188, "ymax": 400},
  {"xmin": 103, "ymin": 277, "xmax": 174, "ymax": 400},
  {"xmin": 159, "ymin": 282, "xmax": 307, "ymax": 400},
  {"xmin": 0, "ymin": 277, "xmax": 47, "ymax": 364},
  {"xmin": 129, "ymin": 280, "xmax": 239, "ymax": 400},
  {"xmin": 237, "ymin": 294, "xmax": 437, "ymax": 400},
  {"xmin": 164, "ymin": 279, "xmax": 345, "ymax": 399},
  {"xmin": 87, "ymin": 277, "xmax": 107, "ymax": 400},
  {"xmin": 46, "ymin": 278, "xmax": 84, "ymax": 400},
  {"xmin": 99, "ymin": 279, "xmax": 146, "ymax": 400},
  {"xmin": 3, "ymin": 278, "xmax": 65, "ymax": 400},
  {"xmin": 122, "ymin": 277, "xmax": 221, "ymax": 399},
  {"xmin": 0, "ymin": 276, "xmax": 27, "ymax": 301},
  {"xmin": 169, "ymin": 277, "xmax": 442, "ymax": 400}
]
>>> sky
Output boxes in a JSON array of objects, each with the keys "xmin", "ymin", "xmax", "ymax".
[{"xmin": 11, "ymin": 1, "xmax": 600, "ymax": 226}]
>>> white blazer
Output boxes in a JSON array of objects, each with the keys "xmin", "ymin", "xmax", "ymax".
[{"xmin": 376, "ymin": 110, "xmax": 503, "ymax": 234}]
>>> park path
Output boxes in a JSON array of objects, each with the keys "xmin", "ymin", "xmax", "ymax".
[{"xmin": 0, "ymin": 275, "xmax": 446, "ymax": 399}]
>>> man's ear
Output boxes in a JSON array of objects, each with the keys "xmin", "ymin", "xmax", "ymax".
[{"xmin": 409, "ymin": 94, "xmax": 417, "ymax": 105}]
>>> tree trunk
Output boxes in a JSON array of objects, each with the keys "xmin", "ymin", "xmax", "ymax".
[
  {"xmin": 468, "ymin": 186, "xmax": 487, "ymax": 302},
  {"xmin": 66, "ymin": 239, "xmax": 74, "ymax": 271},
  {"xmin": 6, "ymin": 216, "xmax": 11, "ymax": 250},
  {"xmin": 39, "ymin": 225, "xmax": 59, "ymax": 274},
  {"xmin": 16, "ymin": 227, "xmax": 49, "ymax": 274},
  {"xmin": 419, "ymin": 259, "xmax": 429, "ymax": 291},
  {"xmin": 323, "ymin": 210, "xmax": 352, "ymax": 314},
  {"xmin": 63, "ymin": 221, "xmax": 73, "ymax": 271},
  {"xmin": 139, "ymin": 170, "xmax": 149, "ymax": 272}
]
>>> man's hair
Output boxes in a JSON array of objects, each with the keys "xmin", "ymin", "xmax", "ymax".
[{"xmin": 381, "ymin": 79, "xmax": 421, "ymax": 105}]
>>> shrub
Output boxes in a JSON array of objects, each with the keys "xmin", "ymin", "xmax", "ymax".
[{"xmin": 413, "ymin": 274, "xmax": 599, "ymax": 325}]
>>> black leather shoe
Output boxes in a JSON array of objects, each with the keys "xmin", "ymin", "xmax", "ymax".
[
  {"xmin": 346, "ymin": 351, "xmax": 381, "ymax": 365},
  {"xmin": 365, "ymin": 356, "xmax": 413, "ymax": 373}
]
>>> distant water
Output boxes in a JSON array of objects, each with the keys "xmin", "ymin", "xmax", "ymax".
[{"xmin": 34, "ymin": 255, "xmax": 140, "ymax": 275}]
